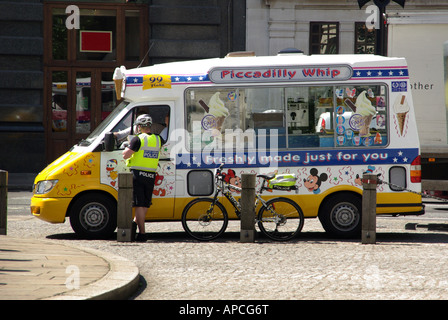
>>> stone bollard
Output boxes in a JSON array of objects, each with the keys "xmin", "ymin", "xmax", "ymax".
[
  {"xmin": 362, "ymin": 173, "xmax": 378, "ymax": 244},
  {"xmin": 117, "ymin": 172, "xmax": 133, "ymax": 242},
  {"xmin": 240, "ymin": 173, "xmax": 256, "ymax": 243},
  {"xmin": 0, "ymin": 170, "xmax": 7, "ymax": 235}
]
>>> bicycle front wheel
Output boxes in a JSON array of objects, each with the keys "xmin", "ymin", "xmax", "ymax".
[
  {"xmin": 181, "ymin": 198, "xmax": 228, "ymax": 241},
  {"xmin": 257, "ymin": 197, "xmax": 304, "ymax": 241}
]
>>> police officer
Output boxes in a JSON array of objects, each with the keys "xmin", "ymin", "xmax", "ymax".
[{"xmin": 122, "ymin": 114, "xmax": 161, "ymax": 242}]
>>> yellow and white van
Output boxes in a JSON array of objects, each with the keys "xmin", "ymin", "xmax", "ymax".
[{"xmin": 31, "ymin": 51, "xmax": 424, "ymax": 238}]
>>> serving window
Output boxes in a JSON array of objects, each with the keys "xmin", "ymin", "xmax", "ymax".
[{"xmin": 184, "ymin": 84, "xmax": 388, "ymax": 151}]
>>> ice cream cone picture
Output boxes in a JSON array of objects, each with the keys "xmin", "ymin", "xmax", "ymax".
[
  {"xmin": 396, "ymin": 112, "xmax": 406, "ymax": 134},
  {"xmin": 393, "ymin": 94, "xmax": 409, "ymax": 136},
  {"xmin": 113, "ymin": 66, "xmax": 126, "ymax": 100},
  {"xmin": 359, "ymin": 114, "xmax": 373, "ymax": 137},
  {"xmin": 199, "ymin": 92, "xmax": 230, "ymax": 135},
  {"xmin": 351, "ymin": 90, "xmax": 377, "ymax": 137},
  {"xmin": 114, "ymin": 79, "xmax": 122, "ymax": 98}
]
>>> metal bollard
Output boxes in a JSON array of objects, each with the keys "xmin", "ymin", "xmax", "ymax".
[
  {"xmin": 0, "ymin": 170, "xmax": 7, "ymax": 235},
  {"xmin": 362, "ymin": 173, "xmax": 378, "ymax": 244},
  {"xmin": 117, "ymin": 172, "xmax": 133, "ymax": 242},
  {"xmin": 240, "ymin": 173, "xmax": 256, "ymax": 243}
]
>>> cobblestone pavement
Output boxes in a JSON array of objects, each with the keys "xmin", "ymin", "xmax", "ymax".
[{"xmin": 8, "ymin": 208, "xmax": 448, "ymax": 300}]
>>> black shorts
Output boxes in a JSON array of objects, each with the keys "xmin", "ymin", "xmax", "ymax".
[{"xmin": 132, "ymin": 169, "xmax": 156, "ymax": 208}]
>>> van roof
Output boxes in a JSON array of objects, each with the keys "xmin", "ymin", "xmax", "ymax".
[
  {"xmin": 133, "ymin": 53, "xmax": 404, "ymax": 74},
  {"xmin": 116, "ymin": 53, "xmax": 407, "ymax": 102}
]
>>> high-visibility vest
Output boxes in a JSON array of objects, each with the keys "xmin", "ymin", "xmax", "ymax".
[{"xmin": 126, "ymin": 133, "xmax": 161, "ymax": 172}]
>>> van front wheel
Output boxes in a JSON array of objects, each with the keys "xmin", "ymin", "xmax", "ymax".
[
  {"xmin": 69, "ymin": 193, "xmax": 117, "ymax": 239},
  {"xmin": 318, "ymin": 193, "xmax": 361, "ymax": 238}
]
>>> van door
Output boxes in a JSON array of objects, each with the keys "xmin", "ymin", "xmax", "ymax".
[
  {"xmin": 148, "ymin": 103, "xmax": 176, "ymax": 219},
  {"xmin": 100, "ymin": 102, "xmax": 175, "ymax": 219}
]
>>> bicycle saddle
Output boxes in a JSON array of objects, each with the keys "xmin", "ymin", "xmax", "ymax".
[{"xmin": 257, "ymin": 174, "xmax": 276, "ymax": 180}]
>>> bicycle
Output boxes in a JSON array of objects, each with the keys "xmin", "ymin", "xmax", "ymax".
[{"xmin": 181, "ymin": 164, "xmax": 305, "ymax": 241}]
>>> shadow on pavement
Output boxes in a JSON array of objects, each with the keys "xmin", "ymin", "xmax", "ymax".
[{"xmin": 46, "ymin": 228, "xmax": 448, "ymax": 245}]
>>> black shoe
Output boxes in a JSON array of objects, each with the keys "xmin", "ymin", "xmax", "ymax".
[
  {"xmin": 131, "ymin": 221, "xmax": 137, "ymax": 241},
  {"xmin": 136, "ymin": 233, "xmax": 147, "ymax": 242}
]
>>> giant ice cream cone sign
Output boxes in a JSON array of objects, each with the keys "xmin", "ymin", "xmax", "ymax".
[
  {"xmin": 113, "ymin": 66, "xmax": 126, "ymax": 100},
  {"xmin": 357, "ymin": 91, "xmax": 376, "ymax": 137},
  {"xmin": 345, "ymin": 90, "xmax": 377, "ymax": 137},
  {"xmin": 393, "ymin": 94, "xmax": 409, "ymax": 136},
  {"xmin": 199, "ymin": 92, "xmax": 230, "ymax": 137}
]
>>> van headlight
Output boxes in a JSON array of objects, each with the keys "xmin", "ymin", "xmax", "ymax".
[{"xmin": 34, "ymin": 180, "xmax": 58, "ymax": 194}]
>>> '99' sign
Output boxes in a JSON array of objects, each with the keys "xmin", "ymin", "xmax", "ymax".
[{"xmin": 142, "ymin": 74, "xmax": 172, "ymax": 90}]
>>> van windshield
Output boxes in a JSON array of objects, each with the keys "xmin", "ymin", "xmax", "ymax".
[{"xmin": 78, "ymin": 101, "xmax": 130, "ymax": 146}]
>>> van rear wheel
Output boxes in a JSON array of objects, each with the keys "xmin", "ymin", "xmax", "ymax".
[
  {"xmin": 69, "ymin": 193, "xmax": 117, "ymax": 239},
  {"xmin": 318, "ymin": 193, "xmax": 361, "ymax": 238}
]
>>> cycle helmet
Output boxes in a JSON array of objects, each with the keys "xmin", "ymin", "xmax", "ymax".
[{"xmin": 135, "ymin": 114, "xmax": 152, "ymax": 127}]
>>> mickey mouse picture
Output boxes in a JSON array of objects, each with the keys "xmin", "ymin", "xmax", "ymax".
[{"xmin": 303, "ymin": 168, "xmax": 328, "ymax": 194}]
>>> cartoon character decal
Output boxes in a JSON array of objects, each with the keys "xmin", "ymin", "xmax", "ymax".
[
  {"xmin": 353, "ymin": 165, "xmax": 385, "ymax": 191},
  {"xmin": 303, "ymin": 168, "xmax": 328, "ymax": 194},
  {"xmin": 106, "ymin": 159, "xmax": 118, "ymax": 187},
  {"xmin": 101, "ymin": 156, "xmax": 126, "ymax": 188},
  {"xmin": 222, "ymin": 169, "xmax": 241, "ymax": 193},
  {"xmin": 153, "ymin": 173, "xmax": 166, "ymax": 196},
  {"xmin": 355, "ymin": 165, "xmax": 375, "ymax": 186}
]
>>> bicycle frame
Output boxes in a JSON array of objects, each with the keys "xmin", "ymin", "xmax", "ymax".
[
  {"xmin": 213, "ymin": 172, "xmax": 301, "ymax": 233},
  {"xmin": 213, "ymin": 166, "xmax": 271, "ymax": 219},
  {"xmin": 181, "ymin": 164, "xmax": 305, "ymax": 241}
]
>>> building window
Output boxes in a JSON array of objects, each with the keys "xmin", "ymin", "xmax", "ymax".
[
  {"xmin": 310, "ymin": 22, "xmax": 339, "ymax": 54},
  {"xmin": 52, "ymin": 9, "xmax": 68, "ymax": 60},
  {"xmin": 45, "ymin": 3, "xmax": 147, "ymax": 66},
  {"xmin": 355, "ymin": 22, "xmax": 377, "ymax": 54},
  {"xmin": 43, "ymin": 2, "xmax": 148, "ymax": 162},
  {"xmin": 76, "ymin": 9, "xmax": 117, "ymax": 61}
]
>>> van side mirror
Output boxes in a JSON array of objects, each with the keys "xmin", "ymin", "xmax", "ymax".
[{"xmin": 104, "ymin": 132, "xmax": 115, "ymax": 151}]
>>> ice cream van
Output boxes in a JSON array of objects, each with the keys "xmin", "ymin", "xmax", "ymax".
[{"xmin": 31, "ymin": 51, "xmax": 424, "ymax": 239}]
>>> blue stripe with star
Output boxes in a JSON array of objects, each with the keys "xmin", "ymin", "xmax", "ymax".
[
  {"xmin": 175, "ymin": 148, "xmax": 419, "ymax": 169},
  {"xmin": 352, "ymin": 68, "xmax": 409, "ymax": 78},
  {"xmin": 126, "ymin": 74, "xmax": 210, "ymax": 85}
]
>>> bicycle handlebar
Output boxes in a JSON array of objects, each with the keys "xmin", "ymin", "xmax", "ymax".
[
  {"xmin": 215, "ymin": 163, "xmax": 225, "ymax": 181},
  {"xmin": 215, "ymin": 163, "xmax": 270, "ymax": 194}
]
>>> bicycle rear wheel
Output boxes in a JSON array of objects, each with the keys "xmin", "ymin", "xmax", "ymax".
[
  {"xmin": 181, "ymin": 198, "xmax": 228, "ymax": 241},
  {"xmin": 257, "ymin": 197, "xmax": 304, "ymax": 241}
]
